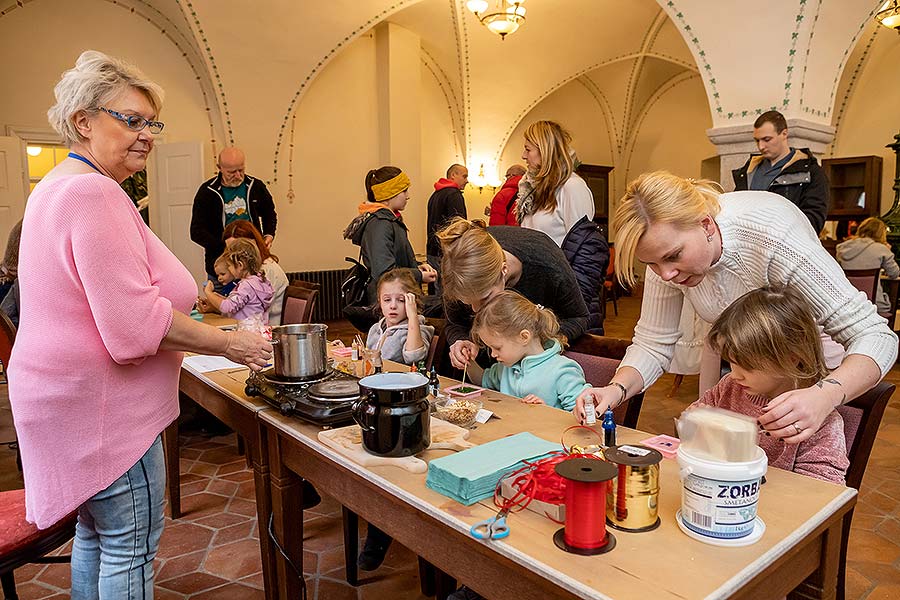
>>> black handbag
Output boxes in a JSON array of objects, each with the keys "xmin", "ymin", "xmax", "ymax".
[{"xmin": 340, "ymin": 255, "xmax": 371, "ymax": 307}]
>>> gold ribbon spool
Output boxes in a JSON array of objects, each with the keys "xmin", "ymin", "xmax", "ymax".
[{"xmin": 603, "ymin": 444, "xmax": 663, "ymax": 532}]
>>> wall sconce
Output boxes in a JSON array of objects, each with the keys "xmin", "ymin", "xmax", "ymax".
[
  {"xmin": 468, "ymin": 163, "xmax": 499, "ymax": 194},
  {"xmin": 876, "ymin": 1, "xmax": 900, "ymax": 30},
  {"xmin": 26, "ymin": 146, "xmax": 42, "ymax": 157}
]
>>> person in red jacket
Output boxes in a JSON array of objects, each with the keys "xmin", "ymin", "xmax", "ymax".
[{"xmin": 488, "ymin": 164, "xmax": 526, "ymax": 226}]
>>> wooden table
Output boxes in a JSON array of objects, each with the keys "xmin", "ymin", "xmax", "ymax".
[
  {"xmin": 261, "ymin": 368, "xmax": 857, "ymax": 600},
  {"xmin": 168, "ymin": 350, "xmax": 279, "ymax": 600}
]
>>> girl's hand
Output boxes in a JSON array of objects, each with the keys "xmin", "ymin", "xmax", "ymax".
[
  {"xmin": 404, "ymin": 292, "xmax": 419, "ymax": 321},
  {"xmin": 449, "ymin": 340, "xmax": 478, "ymax": 370},
  {"xmin": 521, "ymin": 394, "xmax": 545, "ymax": 405},
  {"xmin": 574, "ymin": 386, "xmax": 622, "ymax": 424},
  {"xmin": 204, "ymin": 280, "xmax": 215, "ymax": 296},
  {"xmin": 196, "ymin": 297, "xmax": 212, "ymax": 313},
  {"xmin": 223, "ymin": 330, "xmax": 273, "ymax": 371},
  {"xmin": 419, "ymin": 263, "xmax": 438, "ymax": 283},
  {"xmin": 758, "ymin": 382, "xmax": 841, "ymax": 443}
]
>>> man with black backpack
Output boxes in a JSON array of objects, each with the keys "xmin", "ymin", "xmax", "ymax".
[{"xmin": 488, "ymin": 164, "xmax": 526, "ymax": 226}]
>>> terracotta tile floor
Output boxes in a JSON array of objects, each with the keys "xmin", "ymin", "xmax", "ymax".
[{"xmin": 2, "ymin": 294, "xmax": 899, "ymax": 598}]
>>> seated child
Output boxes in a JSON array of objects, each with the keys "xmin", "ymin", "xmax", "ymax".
[
  {"xmin": 691, "ymin": 285, "xmax": 849, "ymax": 484},
  {"xmin": 203, "ymin": 239, "xmax": 274, "ymax": 332},
  {"xmin": 358, "ymin": 269, "xmax": 435, "ymax": 572},
  {"xmin": 466, "ymin": 290, "xmax": 590, "ymax": 411},
  {"xmin": 213, "ymin": 254, "xmax": 238, "ymax": 296},
  {"xmin": 366, "ymin": 269, "xmax": 435, "ymax": 364}
]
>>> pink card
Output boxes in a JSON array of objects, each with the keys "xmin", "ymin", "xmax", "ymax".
[{"xmin": 640, "ymin": 434, "xmax": 680, "ymax": 459}]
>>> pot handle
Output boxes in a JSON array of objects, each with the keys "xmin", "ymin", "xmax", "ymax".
[{"xmin": 352, "ymin": 391, "xmax": 376, "ymax": 432}]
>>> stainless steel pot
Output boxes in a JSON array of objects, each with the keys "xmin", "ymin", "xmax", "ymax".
[{"xmin": 270, "ymin": 323, "xmax": 328, "ymax": 380}]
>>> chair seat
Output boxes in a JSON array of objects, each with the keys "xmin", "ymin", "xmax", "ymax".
[{"xmin": 0, "ymin": 489, "xmax": 76, "ymax": 571}]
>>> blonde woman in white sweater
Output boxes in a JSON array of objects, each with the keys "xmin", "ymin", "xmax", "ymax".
[{"xmin": 576, "ymin": 171, "xmax": 897, "ymax": 444}]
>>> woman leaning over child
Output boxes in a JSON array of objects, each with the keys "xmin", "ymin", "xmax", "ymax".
[
  {"xmin": 691, "ymin": 285, "xmax": 849, "ymax": 484},
  {"xmin": 466, "ymin": 290, "xmax": 591, "ymax": 411}
]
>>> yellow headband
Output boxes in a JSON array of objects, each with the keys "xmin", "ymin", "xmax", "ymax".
[{"xmin": 371, "ymin": 172, "xmax": 411, "ymax": 202}]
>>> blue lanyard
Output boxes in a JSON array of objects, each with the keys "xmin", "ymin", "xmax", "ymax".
[{"xmin": 68, "ymin": 152, "xmax": 102, "ymax": 173}]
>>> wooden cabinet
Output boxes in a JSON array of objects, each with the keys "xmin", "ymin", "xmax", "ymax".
[
  {"xmin": 576, "ymin": 164, "xmax": 613, "ymax": 239},
  {"xmin": 822, "ymin": 156, "xmax": 883, "ymax": 242}
]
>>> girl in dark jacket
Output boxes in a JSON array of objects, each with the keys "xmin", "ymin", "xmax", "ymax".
[{"xmin": 344, "ymin": 166, "xmax": 436, "ymax": 306}]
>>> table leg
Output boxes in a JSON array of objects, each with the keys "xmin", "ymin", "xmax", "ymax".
[
  {"xmin": 789, "ymin": 515, "xmax": 844, "ymax": 600},
  {"xmin": 434, "ymin": 568, "xmax": 458, "ymax": 600},
  {"xmin": 162, "ymin": 420, "xmax": 181, "ymax": 519},
  {"xmin": 342, "ymin": 506, "xmax": 359, "ymax": 586},
  {"xmin": 268, "ymin": 434, "xmax": 305, "ymax": 600},
  {"xmin": 249, "ymin": 426, "xmax": 278, "ymax": 600},
  {"xmin": 418, "ymin": 557, "xmax": 436, "ymax": 597}
]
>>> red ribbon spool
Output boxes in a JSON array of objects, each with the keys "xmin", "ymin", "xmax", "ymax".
[{"xmin": 553, "ymin": 458, "xmax": 618, "ymax": 555}]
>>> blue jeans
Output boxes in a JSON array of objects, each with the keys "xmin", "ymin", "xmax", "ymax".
[{"xmin": 70, "ymin": 435, "xmax": 166, "ymax": 600}]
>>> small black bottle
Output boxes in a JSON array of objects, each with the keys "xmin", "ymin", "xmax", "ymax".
[{"xmin": 428, "ymin": 366, "xmax": 440, "ymax": 397}]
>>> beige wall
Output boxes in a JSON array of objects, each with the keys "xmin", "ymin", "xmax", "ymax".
[{"xmin": 830, "ymin": 27, "xmax": 900, "ymax": 214}]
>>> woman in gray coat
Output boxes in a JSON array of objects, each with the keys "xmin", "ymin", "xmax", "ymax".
[{"xmin": 836, "ymin": 217, "xmax": 900, "ymax": 315}]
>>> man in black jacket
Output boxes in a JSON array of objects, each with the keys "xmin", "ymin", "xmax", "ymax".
[
  {"xmin": 426, "ymin": 164, "xmax": 468, "ymax": 293},
  {"xmin": 732, "ymin": 110, "xmax": 829, "ymax": 234},
  {"xmin": 190, "ymin": 147, "xmax": 278, "ymax": 281}
]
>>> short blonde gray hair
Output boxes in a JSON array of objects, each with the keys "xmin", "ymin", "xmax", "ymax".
[
  {"xmin": 612, "ymin": 171, "xmax": 722, "ymax": 287},
  {"xmin": 47, "ymin": 50, "xmax": 164, "ymax": 146}
]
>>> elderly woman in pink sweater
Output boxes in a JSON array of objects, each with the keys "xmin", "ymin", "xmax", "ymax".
[{"xmin": 8, "ymin": 51, "xmax": 271, "ymax": 598}]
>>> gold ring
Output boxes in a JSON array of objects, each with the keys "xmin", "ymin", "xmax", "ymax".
[{"xmin": 793, "ymin": 423, "xmax": 803, "ymax": 435}]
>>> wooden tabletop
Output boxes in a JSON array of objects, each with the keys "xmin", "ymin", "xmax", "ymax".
[{"xmin": 257, "ymin": 365, "xmax": 857, "ymax": 599}]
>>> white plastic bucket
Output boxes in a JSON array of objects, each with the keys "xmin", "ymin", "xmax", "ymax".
[{"xmin": 676, "ymin": 446, "xmax": 768, "ymax": 540}]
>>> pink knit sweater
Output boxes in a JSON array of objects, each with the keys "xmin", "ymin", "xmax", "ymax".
[
  {"xmin": 692, "ymin": 376, "xmax": 849, "ymax": 485},
  {"xmin": 8, "ymin": 173, "xmax": 196, "ymax": 528}
]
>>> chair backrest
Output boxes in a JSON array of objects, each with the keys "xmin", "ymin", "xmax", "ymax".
[
  {"xmin": 835, "ymin": 381, "xmax": 894, "ymax": 490},
  {"xmin": 281, "ymin": 285, "xmax": 319, "ymax": 325},
  {"xmin": 606, "ymin": 246, "xmax": 616, "ymax": 279},
  {"xmin": 563, "ymin": 334, "xmax": 644, "ymax": 429},
  {"xmin": 0, "ymin": 309, "xmax": 15, "ymax": 368},
  {"xmin": 424, "ymin": 318, "xmax": 447, "ymax": 373},
  {"xmin": 290, "ymin": 279, "xmax": 321, "ymax": 292},
  {"xmin": 842, "ymin": 268, "xmax": 880, "ymax": 303}
]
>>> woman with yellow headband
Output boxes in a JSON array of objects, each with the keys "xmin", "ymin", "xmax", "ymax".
[{"xmin": 344, "ymin": 166, "xmax": 437, "ymax": 305}]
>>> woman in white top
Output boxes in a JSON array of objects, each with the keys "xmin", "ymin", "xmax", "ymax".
[
  {"xmin": 517, "ymin": 120, "xmax": 608, "ymax": 331},
  {"xmin": 517, "ymin": 120, "xmax": 594, "ymax": 244},
  {"xmin": 576, "ymin": 171, "xmax": 897, "ymax": 443}
]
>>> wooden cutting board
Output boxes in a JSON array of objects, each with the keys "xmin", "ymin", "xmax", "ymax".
[{"xmin": 317, "ymin": 417, "xmax": 474, "ymax": 473}]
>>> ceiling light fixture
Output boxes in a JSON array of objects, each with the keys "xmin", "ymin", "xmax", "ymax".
[
  {"xmin": 876, "ymin": 1, "xmax": 900, "ymax": 30},
  {"xmin": 467, "ymin": 0, "xmax": 526, "ymax": 40}
]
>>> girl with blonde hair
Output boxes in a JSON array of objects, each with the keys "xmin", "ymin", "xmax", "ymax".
[
  {"xmin": 836, "ymin": 217, "xmax": 899, "ymax": 315},
  {"xmin": 203, "ymin": 238, "xmax": 274, "ymax": 332},
  {"xmin": 576, "ymin": 170, "xmax": 896, "ymax": 445},
  {"xmin": 690, "ymin": 286, "xmax": 849, "ymax": 484},
  {"xmin": 467, "ymin": 291, "xmax": 591, "ymax": 411},
  {"xmin": 517, "ymin": 120, "xmax": 608, "ymax": 330},
  {"xmin": 436, "ymin": 217, "xmax": 589, "ymax": 369}
]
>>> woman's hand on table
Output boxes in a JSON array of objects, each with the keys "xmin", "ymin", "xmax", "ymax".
[
  {"xmin": 759, "ymin": 381, "xmax": 842, "ymax": 443},
  {"xmin": 521, "ymin": 394, "xmax": 545, "ymax": 405},
  {"xmin": 449, "ymin": 340, "xmax": 478, "ymax": 370},
  {"xmin": 223, "ymin": 330, "xmax": 272, "ymax": 371},
  {"xmin": 574, "ymin": 386, "xmax": 621, "ymax": 424},
  {"xmin": 419, "ymin": 263, "xmax": 437, "ymax": 283}
]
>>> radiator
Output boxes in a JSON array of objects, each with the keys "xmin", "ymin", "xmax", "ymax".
[{"xmin": 284, "ymin": 268, "xmax": 347, "ymax": 321}]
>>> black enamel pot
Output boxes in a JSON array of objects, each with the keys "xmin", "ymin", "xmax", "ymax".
[{"xmin": 352, "ymin": 372, "xmax": 431, "ymax": 457}]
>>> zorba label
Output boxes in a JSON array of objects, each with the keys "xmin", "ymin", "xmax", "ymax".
[{"xmin": 681, "ymin": 473, "xmax": 761, "ymax": 539}]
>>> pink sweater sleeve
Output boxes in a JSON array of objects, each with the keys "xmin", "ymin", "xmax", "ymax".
[
  {"xmin": 792, "ymin": 411, "xmax": 849, "ymax": 485},
  {"xmin": 69, "ymin": 177, "xmax": 174, "ymax": 364}
]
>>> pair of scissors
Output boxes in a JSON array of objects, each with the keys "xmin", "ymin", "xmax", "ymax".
[{"xmin": 470, "ymin": 507, "xmax": 510, "ymax": 540}]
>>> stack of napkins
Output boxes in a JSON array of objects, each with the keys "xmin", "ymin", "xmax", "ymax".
[{"xmin": 426, "ymin": 432, "xmax": 560, "ymax": 505}]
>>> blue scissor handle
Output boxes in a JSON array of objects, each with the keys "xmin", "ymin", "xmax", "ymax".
[{"xmin": 470, "ymin": 513, "xmax": 510, "ymax": 540}]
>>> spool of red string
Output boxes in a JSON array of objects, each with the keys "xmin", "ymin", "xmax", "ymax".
[{"xmin": 553, "ymin": 458, "xmax": 618, "ymax": 555}]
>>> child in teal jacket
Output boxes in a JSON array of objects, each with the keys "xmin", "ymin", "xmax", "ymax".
[{"xmin": 467, "ymin": 290, "xmax": 591, "ymax": 411}]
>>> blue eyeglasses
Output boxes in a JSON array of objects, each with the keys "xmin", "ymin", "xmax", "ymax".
[{"xmin": 98, "ymin": 107, "xmax": 165, "ymax": 134}]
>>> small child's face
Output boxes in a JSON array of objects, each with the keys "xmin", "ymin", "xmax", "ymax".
[
  {"xmin": 215, "ymin": 263, "xmax": 234, "ymax": 285},
  {"xmin": 728, "ymin": 363, "xmax": 794, "ymax": 399},
  {"xmin": 478, "ymin": 327, "xmax": 529, "ymax": 367},
  {"xmin": 379, "ymin": 280, "xmax": 409, "ymax": 327}
]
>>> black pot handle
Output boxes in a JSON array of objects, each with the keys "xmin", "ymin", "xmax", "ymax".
[{"xmin": 352, "ymin": 391, "xmax": 376, "ymax": 432}]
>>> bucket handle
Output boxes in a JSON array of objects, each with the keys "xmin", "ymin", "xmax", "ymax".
[{"xmin": 679, "ymin": 466, "xmax": 693, "ymax": 481}]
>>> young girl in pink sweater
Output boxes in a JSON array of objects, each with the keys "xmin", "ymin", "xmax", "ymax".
[
  {"xmin": 690, "ymin": 285, "xmax": 849, "ymax": 484},
  {"xmin": 203, "ymin": 238, "xmax": 274, "ymax": 332}
]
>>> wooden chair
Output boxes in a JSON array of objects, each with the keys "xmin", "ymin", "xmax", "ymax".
[
  {"xmin": 600, "ymin": 246, "xmax": 619, "ymax": 317},
  {"xmin": 1, "ymin": 310, "xmax": 21, "ymax": 472},
  {"xmin": 423, "ymin": 318, "xmax": 447, "ymax": 373},
  {"xmin": 563, "ymin": 334, "xmax": 645, "ymax": 429},
  {"xmin": 289, "ymin": 278, "xmax": 320, "ymax": 292},
  {"xmin": 281, "ymin": 285, "xmax": 319, "ymax": 325},
  {"xmin": 1, "ymin": 490, "xmax": 77, "ymax": 600},
  {"xmin": 831, "ymin": 381, "xmax": 894, "ymax": 600},
  {"xmin": 842, "ymin": 268, "xmax": 880, "ymax": 303}
]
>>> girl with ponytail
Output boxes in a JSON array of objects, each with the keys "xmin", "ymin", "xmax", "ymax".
[{"xmin": 467, "ymin": 290, "xmax": 591, "ymax": 412}]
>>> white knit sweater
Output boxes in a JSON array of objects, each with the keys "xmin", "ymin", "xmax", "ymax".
[{"xmin": 622, "ymin": 190, "xmax": 898, "ymax": 388}]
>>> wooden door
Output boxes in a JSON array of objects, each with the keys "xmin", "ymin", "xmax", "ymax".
[{"xmin": 0, "ymin": 136, "xmax": 27, "ymax": 247}]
